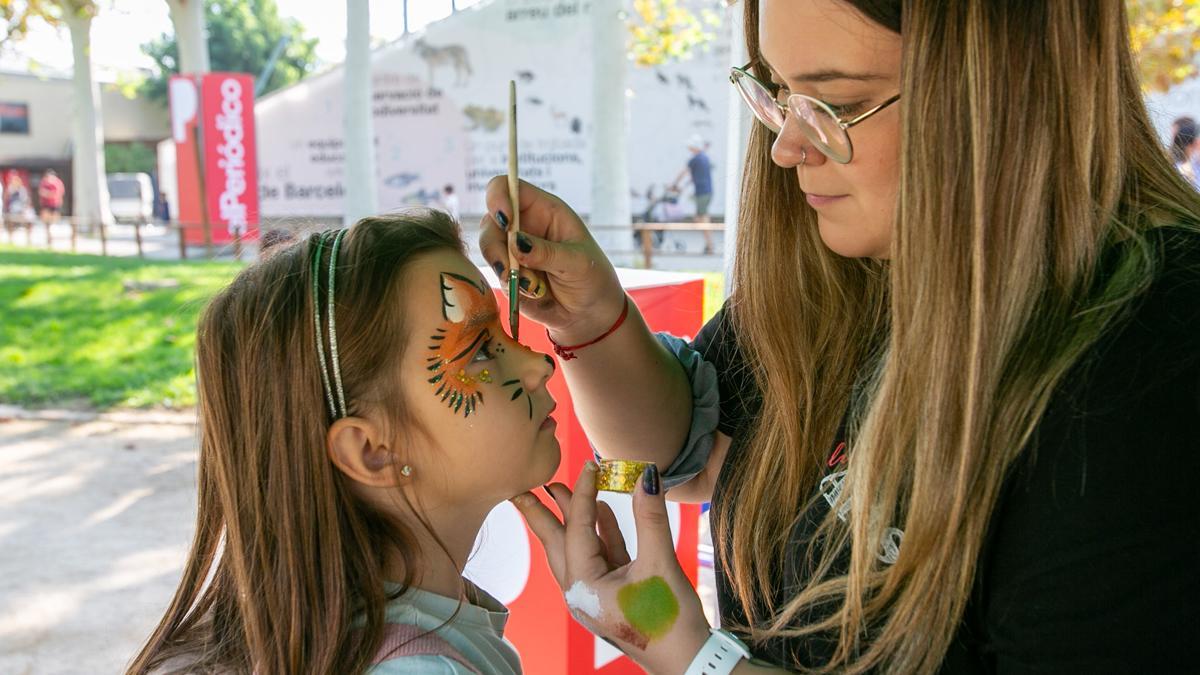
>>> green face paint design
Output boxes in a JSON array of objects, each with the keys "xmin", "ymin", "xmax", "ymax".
[
  {"xmin": 616, "ymin": 576, "xmax": 679, "ymax": 642},
  {"xmin": 501, "ymin": 378, "xmax": 534, "ymax": 420},
  {"xmin": 427, "ymin": 272, "xmax": 497, "ymax": 418}
]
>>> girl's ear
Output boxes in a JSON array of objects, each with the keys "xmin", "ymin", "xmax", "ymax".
[{"xmin": 327, "ymin": 417, "xmax": 404, "ymax": 487}]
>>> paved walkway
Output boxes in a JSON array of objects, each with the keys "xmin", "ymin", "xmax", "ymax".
[
  {"xmin": 0, "ymin": 412, "xmax": 199, "ymax": 675},
  {"xmin": 0, "ymin": 406, "xmax": 719, "ymax": 673}
]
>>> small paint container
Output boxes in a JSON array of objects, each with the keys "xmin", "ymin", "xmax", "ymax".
[{"xmin": 596, "ymin": 459, "xmax": 650, "ymax": 493}]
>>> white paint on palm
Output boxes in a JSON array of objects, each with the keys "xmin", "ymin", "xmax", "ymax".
[{"xmin": 564, "ymin": 580, "xmax": 602, "ymax": 620}]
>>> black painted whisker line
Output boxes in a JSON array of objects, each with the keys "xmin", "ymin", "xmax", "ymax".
[
  {"xmin": 510, "ymin": 388, "xmax": 523, "ymax": 401},
  {"xmin": 501, "ymin": 379, "xmax": 520, "ymax": 386},
  {"xmin": 525, "ymin": 394, "xmax": 533, "ymax": 420}
]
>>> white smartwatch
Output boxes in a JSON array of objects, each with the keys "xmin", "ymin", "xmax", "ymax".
[{"xmin": 684, "ymin": 627, "xmax": 752, "ymax": 675}]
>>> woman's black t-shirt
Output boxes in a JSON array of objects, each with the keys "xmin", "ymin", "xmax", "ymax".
[{"xmin": 690, "ymin": 229, "xmax": 1200, "ymax": 673}]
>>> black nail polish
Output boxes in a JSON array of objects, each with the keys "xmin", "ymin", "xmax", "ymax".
[
  {"xmin": 541, "ymin": 484, "xmax": 553, "ymax": 497},
  {"xmin": 516, "ymin": 233, "xmax": 533, "ymax": 254},
  {"xmin": 492, "ymin": 261, "xmax": 504, "ymax": 277},
  {"xmin": 544, "ymin": 354, "xmax": 556, "ymax": 370},
  {"xmin": 643, "ymin": 464, "xmax": 661, "ymax": 495},
  {"xmin": 496, "ymin": 210, "xmax": 509, "ymax": 230},
  {"xmin": 519, "ymin": 276, "xmax": 531, "ymax": 292}
]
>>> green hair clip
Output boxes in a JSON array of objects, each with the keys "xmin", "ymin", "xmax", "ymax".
[{"xmin": 311, "ymin": 228, "xmax": 349, "ymax": 419}]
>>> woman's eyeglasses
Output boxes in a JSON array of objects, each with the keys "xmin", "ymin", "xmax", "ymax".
[{"xmin": 729, "ymin": 60, "xmax": 900, "ymax": 164}]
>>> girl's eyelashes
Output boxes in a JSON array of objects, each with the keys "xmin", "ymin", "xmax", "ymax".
[{"xmin": 471, "ymin": 339, "xmax": 496, "ymax": 364}]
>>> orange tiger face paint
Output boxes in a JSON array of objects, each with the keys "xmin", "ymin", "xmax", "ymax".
[{"xmin": 425, "ymin": 272, "xmax": 498, "ymax": 418}]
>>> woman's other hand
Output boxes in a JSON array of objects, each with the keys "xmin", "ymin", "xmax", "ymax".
[{"xmin": 511, "ymin": 462, "xmax": 710, "ymax": 674}]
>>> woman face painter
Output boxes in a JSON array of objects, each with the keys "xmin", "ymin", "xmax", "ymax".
[{"xmin": 487, "ymin": 0, "xmax": 1200, "ymax": 673}]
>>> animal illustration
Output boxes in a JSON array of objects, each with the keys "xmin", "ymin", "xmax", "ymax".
[
  {"xmin": 526, "ymin": 96, "xmax": 544, "ymax": 106},
  {"xmin": 676, "ymin": 73, "xmax": 694, "ymax": 90},
  {"xmin": 414, "ymin": 38, "xmax": 473, "ymax": 87},
  {"xmin": 570, "ymin": 117, "xmax": 582, "ymax": 134},
  {"xmin": 463, "ymin": 105, "xmax": 505, "ymax": 132},
  {"xmin": 688, "ymin": 94, "xmax": 709, "ymax": 112},
  {"xmin": 383, "ymin": 172, "xmax": 421, "ymax": 189},
  {"xmin": 655, "ymin": 70, "xmax": 670, "ymax": 85},
  {"xmin": 401, "ymin": 187, "xmax": 443, "ymax": 206},
  {"xmin": 516, "ymin": 70, "xmax": 535, "ymax": 83}
]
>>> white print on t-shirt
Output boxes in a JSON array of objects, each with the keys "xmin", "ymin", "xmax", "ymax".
[{"xmin": 819, "ymin": 470, "xmax": 904, "ymax": 565}]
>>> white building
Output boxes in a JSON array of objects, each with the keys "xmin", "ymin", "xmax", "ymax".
[
  {"xmin": 247, "ymin": 0, "xmax": 737, "ymax": 231},
  {"xmin": 1, "ymin": 68, "xmax": 169, "ymax": 213}
]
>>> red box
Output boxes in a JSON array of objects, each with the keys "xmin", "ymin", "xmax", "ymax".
[{"xmin": 463, "ymin": 269, "xmax": 706, "ymax": 674}]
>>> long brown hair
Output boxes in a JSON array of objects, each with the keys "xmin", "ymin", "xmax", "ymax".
[
  {"xmin": 127, "ymin": 212, "xmax": 465, "ymax": 674},
  {"xmin": 719, "ymin": 1, "xmax": 1200, "ymax": 672}
]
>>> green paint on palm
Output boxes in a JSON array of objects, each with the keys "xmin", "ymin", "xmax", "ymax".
[{"xmin": 616, "ymin": 576, "xmax": 679, "ymax": 640}]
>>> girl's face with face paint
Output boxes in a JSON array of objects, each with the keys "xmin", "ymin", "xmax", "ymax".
[{"xmin": 398, "ymin": 249, "xmax": 560, "ymax": 507}]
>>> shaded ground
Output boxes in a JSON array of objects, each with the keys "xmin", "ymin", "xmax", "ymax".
[{"xmin": 0, "ymin": 412, "xmax": 199, "ymax": 675}]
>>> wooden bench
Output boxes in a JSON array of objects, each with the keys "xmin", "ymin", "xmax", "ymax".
[{"xmin": 631, "ymin": 221, "xmax": 724, "ymax": 268}]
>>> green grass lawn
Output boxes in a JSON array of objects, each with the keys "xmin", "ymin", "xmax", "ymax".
[
  {"xmin": 0, "ymin": 245, "xmax": 725, "ymax": 411},
  {"xmin": 0, "ymin": 246, "xmax": 243, "ymax": 409}
]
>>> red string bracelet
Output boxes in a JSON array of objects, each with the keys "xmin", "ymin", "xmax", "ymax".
[{"xmin": 547, "ymin": 295, "xmax": 630, "ymax": 361}]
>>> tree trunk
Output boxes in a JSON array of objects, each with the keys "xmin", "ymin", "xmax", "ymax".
[
  {"xmin": 166, "ymin": 0, "xmax": 211, "ymax": 74},
  {"xmin": 589, "ymin": 0, "xmax": 632, "ymax": 263},
  {"xmin": 64, "ymin": 9, "xmax": 113, "ymax": 227},
  {"xmin": 343, "ymin": 0, "xmax": 378, "ymax": 225}
]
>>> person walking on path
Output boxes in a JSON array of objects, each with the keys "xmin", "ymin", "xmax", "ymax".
[
  {"xmin": 1172, "ymin": 118, "xmax": 1200, "ymax": 190},
  {"xmin": 37, "ymin": 169, "xmax": 65, "ymax": 225},
  {"xmin": 673, "ymin": 134, "xmax": 716, "ymax": 254},
  {"xmin": 483, "ymin": 1, "xmax": 1200, "ymax": 672},
  {"xmin": 4, "ymin": 174, "xmax": 32, "ymax": 223}
]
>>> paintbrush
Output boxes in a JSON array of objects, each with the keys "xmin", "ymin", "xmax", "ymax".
[{"xmin": 507, "ymin": 80, "xmax": 521, "ymax": 342}]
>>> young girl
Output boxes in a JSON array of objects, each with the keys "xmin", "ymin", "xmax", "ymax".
[{"xmin": 127, "ymin": 211, "xmax": 559, "ymax": 674}]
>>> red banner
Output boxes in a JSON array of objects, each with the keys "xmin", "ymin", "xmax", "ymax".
[
  {"xmin": 202, "ymin": 73, "xmax": 259, "ymax": 240},
  {"xmin": 169, "ymin": 73, "xmax": 259, "ymax": 246}
]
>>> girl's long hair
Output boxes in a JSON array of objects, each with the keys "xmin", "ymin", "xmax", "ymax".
[
  {"xmin": 126, "ymin": 212, "xmax": 465, "ymax": 674},
  {"xmin": 718, "ymin": 1, "xmax": 1200, "ymax": 672}
]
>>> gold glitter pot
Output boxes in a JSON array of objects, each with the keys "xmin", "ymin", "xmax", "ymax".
[{"xmin": 596, "ymin": 459, "xmax": 651, "ymax": 493}]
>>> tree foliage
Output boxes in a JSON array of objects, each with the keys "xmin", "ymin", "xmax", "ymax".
[
  {"xmin": 139, "ymin": 0, "xmax": 318, "ymax": 104},
  {"xmin": 626, "ymin": 0, "xmax": 722, "ymax": 67},
  {"xmin": 0, "ymin": 0, "xmax": 97, "ymax": 46},
  {"xmin": 1129, "ymin": 0, "xmax": 1200, "ymax": 92},
  {"xmin": 623, "ymin": 0, "xmax": 1200, "ymax": 91}
]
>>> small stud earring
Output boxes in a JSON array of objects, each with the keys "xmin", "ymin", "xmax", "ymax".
[{"xmin": 401, "ymin": 465, "xmax": 413, "ymax": 477}]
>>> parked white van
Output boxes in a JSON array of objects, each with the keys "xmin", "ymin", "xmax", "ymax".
[{"xmin": 106, "ymin": 173, "xmax": 154, "ymax": 223}]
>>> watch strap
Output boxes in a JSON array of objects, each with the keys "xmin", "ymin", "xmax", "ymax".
[{"xmin": 683, "ymin": 628, "xmax": 752, "ymax": 675}]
